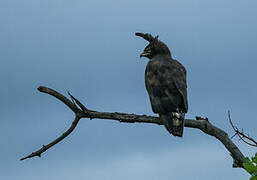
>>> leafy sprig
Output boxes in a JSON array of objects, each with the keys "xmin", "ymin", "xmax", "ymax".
[{"xmin": 243, "ymin": 153, "xmax": 257, "ymax": 180}]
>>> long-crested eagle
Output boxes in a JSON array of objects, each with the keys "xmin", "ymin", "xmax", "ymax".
[{"xmin": 136, "ymin": 32, "xmax": 188, "ymax": 137}]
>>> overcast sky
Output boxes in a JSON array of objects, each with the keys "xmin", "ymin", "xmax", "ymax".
[{"xmin": 1, "ymin": 0, "xmax": 257, "ymax": 179}]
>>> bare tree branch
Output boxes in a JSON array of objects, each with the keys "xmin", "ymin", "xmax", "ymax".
[
  {"xmin": 37, "ymin": 86, "xmax": 81, "ymax": 114},
  {"xmin": 20, "ymin": 86, "xmax": 85, "ymax": 161},
  {"xmin": 20, "ymin": 86, "xmax": 247, "ymax": 170},
  {"xmin": 20, "ymin": 116, "xmax": 81, "ymax": 161},
  {"xmin": 228, "ymin": 111, "xmax": 257, "ymax": 147}
]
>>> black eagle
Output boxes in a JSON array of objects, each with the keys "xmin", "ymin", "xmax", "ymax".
[{"xmin": 136, "ymin": 32, "xmax": 188, "ymax": 137}]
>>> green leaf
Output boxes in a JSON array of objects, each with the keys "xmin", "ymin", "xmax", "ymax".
[
  {"xmin": 243, "ymin": 161, "xmax": 257, "ymax": 174},
  {"xmin": 244, "ymin": 155, "xmax": 257, "ymax": 180},
  {"xmin": 252, "ymin": 153, "xmax": 257, "ymax": 164}
]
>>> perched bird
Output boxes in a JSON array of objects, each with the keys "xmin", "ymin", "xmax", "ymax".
[{"xmin": 136, "ymin": 32, "xmax": 188, "ymax": 137}]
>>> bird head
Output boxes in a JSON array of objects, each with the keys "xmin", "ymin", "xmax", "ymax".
[{"xmin": 135, "ymin": 32, "xmax": 171, "ymax": 59}]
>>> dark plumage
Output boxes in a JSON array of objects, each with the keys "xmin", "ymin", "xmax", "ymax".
[{"xmin": 136, "ymin": 32, "xmax": 188, "ymax": 137}]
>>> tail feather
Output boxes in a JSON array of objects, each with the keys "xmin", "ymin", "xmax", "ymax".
[{"xmin": 160, "ymin": 113, "xmax": 185, "ymax": 137}]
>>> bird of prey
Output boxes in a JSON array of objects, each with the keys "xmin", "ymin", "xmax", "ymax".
[{"xmin": 136, "ymin": 32, "xmax": 188, "ymax": 137}]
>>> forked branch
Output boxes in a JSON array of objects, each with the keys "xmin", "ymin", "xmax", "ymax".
[{"xmin": 21, "ymin": 86, "xmax": 247, "ymax": 170}]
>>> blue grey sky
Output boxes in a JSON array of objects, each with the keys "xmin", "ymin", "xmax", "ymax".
[{"xmin": 1, "ymin": 0, "xmax": 257, "ymax": 179}]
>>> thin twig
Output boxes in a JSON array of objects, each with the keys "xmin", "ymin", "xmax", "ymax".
[
  {"xmin": 67, "ymin": 91, "xmax": 89, "ymax": 112},
  {"xmin": 228, "ymin": 111, "xmax": 257, "ymax": 147},
  {"xmin": 20, "ymin": 116, "xmax": 81, "ymax": 161}
]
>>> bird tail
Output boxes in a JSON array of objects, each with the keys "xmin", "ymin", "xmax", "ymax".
[{"xmin": 160, "ymin": 113, "xmax": 185, "ymax": 137}]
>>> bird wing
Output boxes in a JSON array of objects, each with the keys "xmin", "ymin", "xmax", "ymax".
[{"xmin": 145, "ymin": 58, "xmax": 188, "ymax": 114}]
